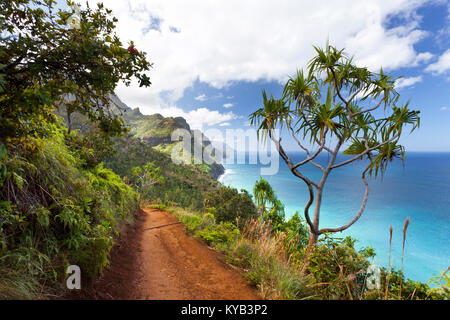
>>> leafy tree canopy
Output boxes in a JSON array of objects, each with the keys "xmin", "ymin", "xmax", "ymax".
[{"xmin": 0, "ymin": 0, "xmax": 152, "ymax": 147}]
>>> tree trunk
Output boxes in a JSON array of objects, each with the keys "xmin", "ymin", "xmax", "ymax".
[
  {"xmin": 301, "ymin": 188, "xmax": 323, "ymax": 273},
  {"xmin": 67, "ymin": 111, "xmax": 72, "ymax": 134},
  {"xmin": 301, "ymin": 231, "xmax": 318, "ymax": 274}
]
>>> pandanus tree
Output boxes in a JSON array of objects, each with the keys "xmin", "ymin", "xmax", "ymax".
[{"xmin": 250, "ymin": 44, "xmax": 420, "ymax": 270}]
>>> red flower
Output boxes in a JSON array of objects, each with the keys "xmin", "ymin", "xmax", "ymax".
[{"xmin": 127, "ymin": 45, "xmax": 138, "ymax": 54}]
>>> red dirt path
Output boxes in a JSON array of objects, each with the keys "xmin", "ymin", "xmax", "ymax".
[{"xmin": 67, "ymin": 208, "xmax": 259, "ymax": 300}]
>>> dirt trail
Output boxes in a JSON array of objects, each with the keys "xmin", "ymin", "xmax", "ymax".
[{"xmin": 68, "ymin": 208, "xmax": 259, "ymax": 300}]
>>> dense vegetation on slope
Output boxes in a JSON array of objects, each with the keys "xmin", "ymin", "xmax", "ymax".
[
  {"xmin": 103, "ymin": 134, "xmax": 221, "ymax": 209},
  {"xmin": 0, "ymin": 0, "xmax": 150, "ymax": 298},
  {"xmin": 0, "ymin": 123, "xmax": 138, "ymax": 298}
]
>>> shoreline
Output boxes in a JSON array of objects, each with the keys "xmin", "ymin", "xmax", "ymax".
[
  {"xmin": 215, "ymin": 161, "xmax": 449, "ymax": 284},
  {"xmin": 217, "ymin": 168, "xmax": 232, "ymax": 183}
]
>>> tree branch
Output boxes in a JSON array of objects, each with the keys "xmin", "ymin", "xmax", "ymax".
[
  {"xmin": 331, "ymin": 133, "xmax": 400, "ymax": 169},
  {"xmin": 347, "ymin": 86, "xmax": 364, "ymax": 105},
  {"xmin": 329, "ymin": 67, "xmax": 348, "ymax": 106},
  {"xmin": 319, "ymin": 163, "xmax": 371, "ymax": 234},
  {"xmin": 268, "ymin": 129, "xmax": 317, "ymax": 233},
  {"xmin": 288, "ymin": 124, "xmax": 326, "ymax": 172},
  {"xmin": 350, "ymin": 96, "xmax": 384, "ymax": 118}
]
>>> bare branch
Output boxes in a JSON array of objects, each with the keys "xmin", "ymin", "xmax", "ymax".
[
  {"xmin": 319, "ymin": 163, "xmax": 371, "ymax": 234},
  {"xmin": 329, "ymin": 67, "xmax": 348, "ymax": 106},
  {"xmin": 350, "ymin": 96, "xmax": 384, "ymax": 118},
  {"xmin": 287, "ymin": 124, "xmax": 326, "ymax": 172},
  {"xmin": 347, "ymin": 86, "xmax": 364, "ymax": 104}
]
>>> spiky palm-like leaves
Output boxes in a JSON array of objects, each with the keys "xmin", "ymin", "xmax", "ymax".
[{"xmin": 249, "ymin": 44, "xmax": 421, "ymax": 268}]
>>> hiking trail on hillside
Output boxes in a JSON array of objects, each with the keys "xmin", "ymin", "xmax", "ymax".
[{"xmin": 68, "ymin": 208, "xmax": 259, "ymax": 300}]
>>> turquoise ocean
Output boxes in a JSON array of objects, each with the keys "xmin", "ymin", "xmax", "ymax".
[{"xmin": 219, "ymin": 152, "xmax": 450, "ymax": 283}]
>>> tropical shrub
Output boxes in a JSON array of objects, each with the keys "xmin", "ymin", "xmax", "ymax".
[
  {"xmin": 304, "ymin": 235, "xmax": 375, "ymax": 300},
  {"xmin": 196, "ymin": 222, "xmax": 240, "ymax": 245},
  {"xmin": 204, "ymin": 186, "xmax": 258, "ymax": 224}
]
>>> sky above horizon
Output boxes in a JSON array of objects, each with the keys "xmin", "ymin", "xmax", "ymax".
[{"xmin": 66, "ymin": 0, "xmax": 449, "ymax": 151}]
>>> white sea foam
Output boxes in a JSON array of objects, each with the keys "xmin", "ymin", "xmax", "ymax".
[{"xmin": 218, "ymin": 169, "xmax": 233, "ymax": 183}]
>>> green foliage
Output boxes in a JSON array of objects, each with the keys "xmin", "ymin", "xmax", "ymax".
[
  {"xmin": 0, "ymin": 0, "xmax": 153, "ymax": 299},
  {"xmin": 132, "ymin": 161, "xmax": 164, "ymax": 203},
  {"xmin": 197, "ymin": 222, "xmax": 240, "ymax": 245},
  {"xmin": 179, "ymin": 214, "xmax": 203, "ymax": 234},
  {"xmin": 149, "ymin": 204, "xmax": 170, "ymax": 211},
  {"xmin": 129, "ymin": 113, "xmax": 190, "ymax": 140},
  {"xmin": 377, "ymin": 267, "xmax": 447, "ymax": 300},
  {"xmin": 304, "ymin": 235, "xmax": 375, "ymax": 300},
  {"xmin": 0, "ymin": 0, "xmax": 152, "ymax": 145},
  {"xmin": 104, "ymin": 134, "xmax": 220, "ymax": 209},
  {"xmin": 253, "ymin": 177, "xmax": 285, "ymax": 231},
  {"xmin": 280, "ymin": 211, "xmax": 309, "ymax": 251},
  {"xmin": 227, "ymin": 239, "xmax": 313, "ymax": 300},
  {"xmin": 204, "ymin": 186, "xmax": 258, "ymax": 224},
  {"xmin": 64, "ymin": 128, "xmax": 116, "ymax": 169},
  {"xmin": 0, "ymin": 124, "xmax": 138, "ymax": 297},
  {"xmin": 426, "ymin": 269, "xmax": 450, "ymax": 300},
  {"xmin": 176, "ymin": 210, "xmax": 239, "ymax": 246}
]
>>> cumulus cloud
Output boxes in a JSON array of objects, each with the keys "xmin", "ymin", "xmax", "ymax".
[
  {"xmin": 425, "ymin": 49, "xmax": 450, "ymax": 75},
  {"xmin": 219, "ymin": 122, "xmax": 231, "ymax": 127},
  {"xmin": 85, "ymin": 0, "xmax": 433, "ymax": 128},
  {"xmin": 223, "ymin": 103, "xmax": 233, "ymax": 108},
  {"xmin": 194, "ymin": 94, "xmax": 207, "ymax": 101},
  {"xmin": 395, "ymin": 76, "xmax": 423, "ymax": 89},
  {"xmin": 414, "ymin": 52, "xmax": 434, "ymax": 64}
]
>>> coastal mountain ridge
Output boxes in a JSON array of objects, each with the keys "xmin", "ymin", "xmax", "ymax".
[{"xmin": 58, "ymin": 94, "xmax": 225, "ymax": 179}]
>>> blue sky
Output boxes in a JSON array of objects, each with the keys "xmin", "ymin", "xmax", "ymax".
[{"xmin": 66, "ymin": 0, "xmax": 450, "ymax": 151}]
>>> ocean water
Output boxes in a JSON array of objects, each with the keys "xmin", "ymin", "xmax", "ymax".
[{"xmin": 219, "ymin": 152, "xmax": 450, "ymax": 283}]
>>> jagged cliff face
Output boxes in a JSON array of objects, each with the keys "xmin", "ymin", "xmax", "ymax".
[{"xmin": 111, "ymin": 95, "xmax": 225, "ymax": 179}]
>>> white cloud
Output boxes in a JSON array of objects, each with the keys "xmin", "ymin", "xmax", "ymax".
[
  {"xmin": 414, "ymin": 52, "xmax": 434, "ymax": 64},
  {"xmin": 441, "ymin": 106, "xmax": 448, "ymax": 111},
  {"xmin": 194, "ymin": 94, "xmax": 207, "ymax": 101},
  {"xmin": 223, "ymin": 103, "xmax": 233, "ymax": 108},
  {"xmin": 219, "ymin": 122, "xmax": 231, "ymax": 127},
  {"xmin": 86, "ymin": 0, "xmax": 433, "ymax": 128},
  {"xmin": 395, "ymin": 76, "xmax": 423, "ymax": 89},
  {"xmin": 425, "ymin": 49, "xmax": 450, "ymax": 75},
  {"xmin": 186, "ymin": 108, "xmax": 236, "ymax": 129}
]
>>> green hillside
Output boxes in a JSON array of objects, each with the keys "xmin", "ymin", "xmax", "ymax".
[{"xmin": 57, "ymin": 94, "xmax": 225, "ymax": 179}]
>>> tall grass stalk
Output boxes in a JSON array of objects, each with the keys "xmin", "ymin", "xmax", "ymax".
[
  {"xmin": 399, "ymin": 217, "xmax": 410, "ymax": 299},
  {"xmin": 384, "ymin": 225, "xmax": 393, "ymax": 300}
]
